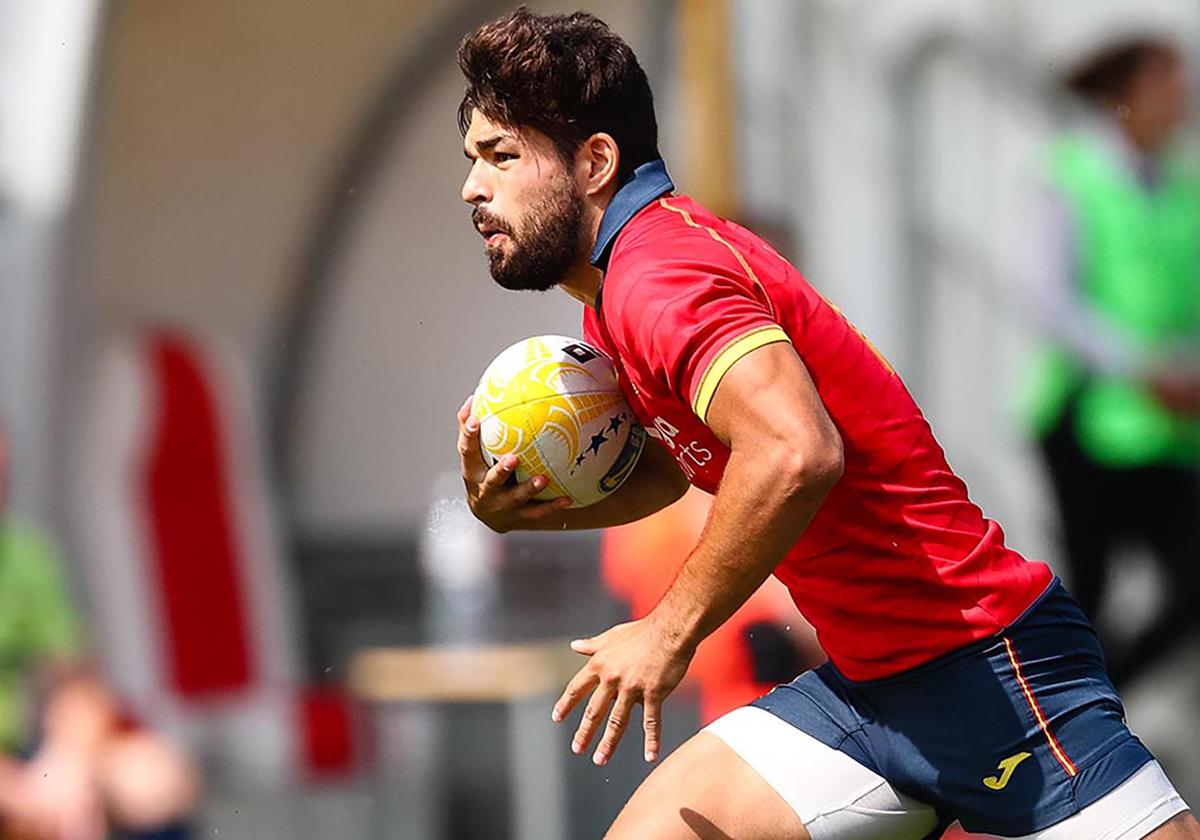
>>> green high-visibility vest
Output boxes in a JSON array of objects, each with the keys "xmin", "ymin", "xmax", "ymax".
[{"xmin": 1023, "ymin": 135, "xmax": 1200, "ymax": 467}]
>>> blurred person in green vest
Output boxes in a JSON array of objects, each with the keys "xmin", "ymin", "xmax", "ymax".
[
  {"xmin": 1025, "ymin": 34, "xmax": 1200, "ymax": 688},
  {"xmin": 0, "ymin": 422, "xmax": 198, "ymax": 840}
]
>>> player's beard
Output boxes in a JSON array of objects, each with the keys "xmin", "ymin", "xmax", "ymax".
[{"xmin": 476, "ymin": 176, "xmax": 586, "ymax": 292}]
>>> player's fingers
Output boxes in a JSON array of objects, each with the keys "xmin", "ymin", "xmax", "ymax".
[
  {"xmin": 456, "ymin": 410, "xmax": 488, "ymax": 485},
  {"xmin": 593, "ymin": 690, "xmax": 636, "ymax": 766},
  {"xmin": 456, "ymin": 395, "xmax": 473, "ymax": 425},
  {"xmin": 573, "ymin": 680, "xmax": 617, "ymax": 756},
  {"xmin": 552, "ymin": 666, "xmax": 598, "ymax": 724},
  {"xmin": 478, "ymin": 453, "xmax": 522, "ymax": 496},
  {"xmin": 515, "ymin": 497, "xmax": 573, "ymax": 523},
  {"xmin": 505, "ymin": 469, "xmax": 551, "ymax": 502},
  {"xmin": 643, "ymin": 692, "xmax": 663, "ymax": 763},
  {"xmin": 570, "ymin": 626, "xmax": 612, "ymax": 656}
]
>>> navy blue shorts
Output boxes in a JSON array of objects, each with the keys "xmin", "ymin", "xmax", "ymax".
[{"xmin": 751, "ymin": 579, "xmax": 1153, "ymax": 836}]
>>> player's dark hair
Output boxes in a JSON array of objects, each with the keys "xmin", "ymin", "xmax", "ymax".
[
  {"xmin": 457, "ymin": 7, "xmax": 660, "ymax": 181},
  {"xmin": 1065, "ymin": 39, "xmax": 1173, "ymax": 104}
]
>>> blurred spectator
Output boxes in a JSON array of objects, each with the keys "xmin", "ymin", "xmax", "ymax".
[
  {"xmin": 74, "ymin": 331, "xmax": 361, "ymax": 789},
  {"xmin": 1022, "ymin": 35, "xmax": 1200, "ymax": 686},
  {"xmin": 602, "ymin": 488, "xmax": 824, "ymax": 724},
  {"xmin": 0, "ymin": 421, "xmax": 198, "ymax": 840}
]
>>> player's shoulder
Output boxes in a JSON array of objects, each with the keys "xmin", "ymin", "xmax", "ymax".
[
  {"xmin": 611, "ymin": 194, "xmax": 732, "ymax": 262},
  {"xmin": 602, "ymin": 195, "xmax": 759, "ymax": 312}
]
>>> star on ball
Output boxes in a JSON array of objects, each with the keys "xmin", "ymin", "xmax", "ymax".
[
  {"xmin": 587, "ymin": 432, "xmax": 608, "ymax": 456},
  {"xmin": 607, "ymin": 414, "xmax": 624, "ymax": 434}
]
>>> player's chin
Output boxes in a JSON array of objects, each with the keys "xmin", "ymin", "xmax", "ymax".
[
  {"xmin": 491, "ymin": 274, "xmax": 559, "ymax": 292},
  {"xmin": 488, "ymin": 262, "xmax": 559, "ymax": 292}
]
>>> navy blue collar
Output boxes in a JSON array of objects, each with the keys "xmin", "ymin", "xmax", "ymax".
[{"xmin": 589, "ymin": 159, "xmax": 674, "ymax": 271}]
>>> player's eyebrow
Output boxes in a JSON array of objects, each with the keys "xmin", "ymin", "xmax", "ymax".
[{"xmin": 464, "ymin": 133, "xmax": 511, "ymax": 161}]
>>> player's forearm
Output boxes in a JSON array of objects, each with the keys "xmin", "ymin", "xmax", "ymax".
[
  {"xmin": 524, "ymin": 442, "xmax": 689, "ymax": 530},
  {"xmin": 647, "ymin": 443, "xmax": 841, "ymax": 653},
  {"xmin": 523, "ymin": 478, "xmax": 681, "ymax": 530}
]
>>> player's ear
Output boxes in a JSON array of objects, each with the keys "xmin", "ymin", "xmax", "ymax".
[{"xmin": 579, "ymin": 132, "xmax": 620, "ymax": 197}]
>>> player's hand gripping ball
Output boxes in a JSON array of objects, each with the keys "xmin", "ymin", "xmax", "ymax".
[{"xmin": 472, "ymin": 335, "xmax": 645, "ymax": 508}]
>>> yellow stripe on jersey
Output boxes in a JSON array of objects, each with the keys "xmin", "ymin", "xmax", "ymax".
[{"xmin": 693, "ymin": 326, "xmax": 791, "ymax": 423}]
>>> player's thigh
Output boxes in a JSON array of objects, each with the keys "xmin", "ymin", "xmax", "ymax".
[
  {"xmin": 605, "ymin": 731, "xmax": 809, "ymax": 840},
  {"xmin": 1145, "ymin": 811, "xmax": 1200, "ymax": 840},
  {"xmin": 607, "ymin": 706, "xmax": 939, "ymax": 840}
]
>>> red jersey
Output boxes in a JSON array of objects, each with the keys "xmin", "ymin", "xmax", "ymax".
[{"xmin": 582, "ymin": 167, "xmax": 1052, "ymax": 681}]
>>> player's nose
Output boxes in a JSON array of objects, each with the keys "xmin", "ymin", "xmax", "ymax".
[{"xmin": 461, "ymin": 159, "xmax": 491, "ymax": 205}]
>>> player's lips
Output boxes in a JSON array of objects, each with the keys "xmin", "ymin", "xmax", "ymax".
[{"xmin": 477, "ymin": 225, "xmax": 510, "ymax": 245}]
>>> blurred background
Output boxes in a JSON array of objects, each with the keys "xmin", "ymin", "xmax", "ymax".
[{"xmin": 2, "ymin": 0, "xmax": 1200, "ymax": 837}]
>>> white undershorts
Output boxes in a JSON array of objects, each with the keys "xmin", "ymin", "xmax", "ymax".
[{"xmin": 705, "ymin": 706, "xmax": 1189, "ymax": 840}]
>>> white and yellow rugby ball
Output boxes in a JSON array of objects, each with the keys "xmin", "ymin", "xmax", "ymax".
[{"xmin": 471, "ymin": 335, "xmax": 645, "ymax": 508}]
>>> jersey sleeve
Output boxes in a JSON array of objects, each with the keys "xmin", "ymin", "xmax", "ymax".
[{"xmin": 618, "ymin": 261, "xmax": 791, "ymax": 423}]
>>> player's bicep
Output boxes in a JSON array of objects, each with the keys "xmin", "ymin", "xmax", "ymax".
[{"xmin": 703, "ymin": 341, "xmax": 842, "ymax": 468}]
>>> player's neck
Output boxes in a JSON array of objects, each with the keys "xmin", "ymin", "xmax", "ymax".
[
  {"xmin": 558, "ymin": 261, "xmax": 603, "ymax": 309},
  {"xmin": 557, "ymin": 197, "xmax": 610, "ymax": 308}
]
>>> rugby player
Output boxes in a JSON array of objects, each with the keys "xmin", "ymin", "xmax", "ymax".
[{"xmin": 452, "ymin": 9, "xmax": 1199, "ymax": 838}]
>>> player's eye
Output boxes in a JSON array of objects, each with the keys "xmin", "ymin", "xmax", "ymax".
[{"xmin": 493, "ymin": 151, "xmax": 517, "ymax": 164}]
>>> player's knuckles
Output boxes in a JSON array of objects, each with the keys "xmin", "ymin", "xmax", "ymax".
[
  {"xmin": 599, "ymin": 670, "xmax": 622, "ymax": 689},
  {"xmin": 576, "ymin": 719, "xmax": 599, "ymax": 742},
  {"xmin": 502, "ymin": 484, "xmax": 536, "ymax": 506},
  {"xmin": 517, "ymin": 484, "xmax": 542, "ymax": 503},
  {"xmin": 564, "ymin": 677, "xmax": 594, "ymax": 705},
  {"xmin": 627, "ymin": 671, "xmax": 654, "ymax": 690},
  {"xmin": 589, "ymin": 649, "xmax": 613, "ymax": 667},
  {"xmin": 643, "ymin": 686, "xmax": 667, "ymax": 704}
]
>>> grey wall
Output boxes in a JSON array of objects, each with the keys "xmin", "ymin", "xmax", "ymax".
[
  {"xmin": 291, "ymin": 0, "xmax": 665, "ymax": 530},
  {"xmin": 80, "ymin": 0, "xmax": 437, "ymax": 358}
]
